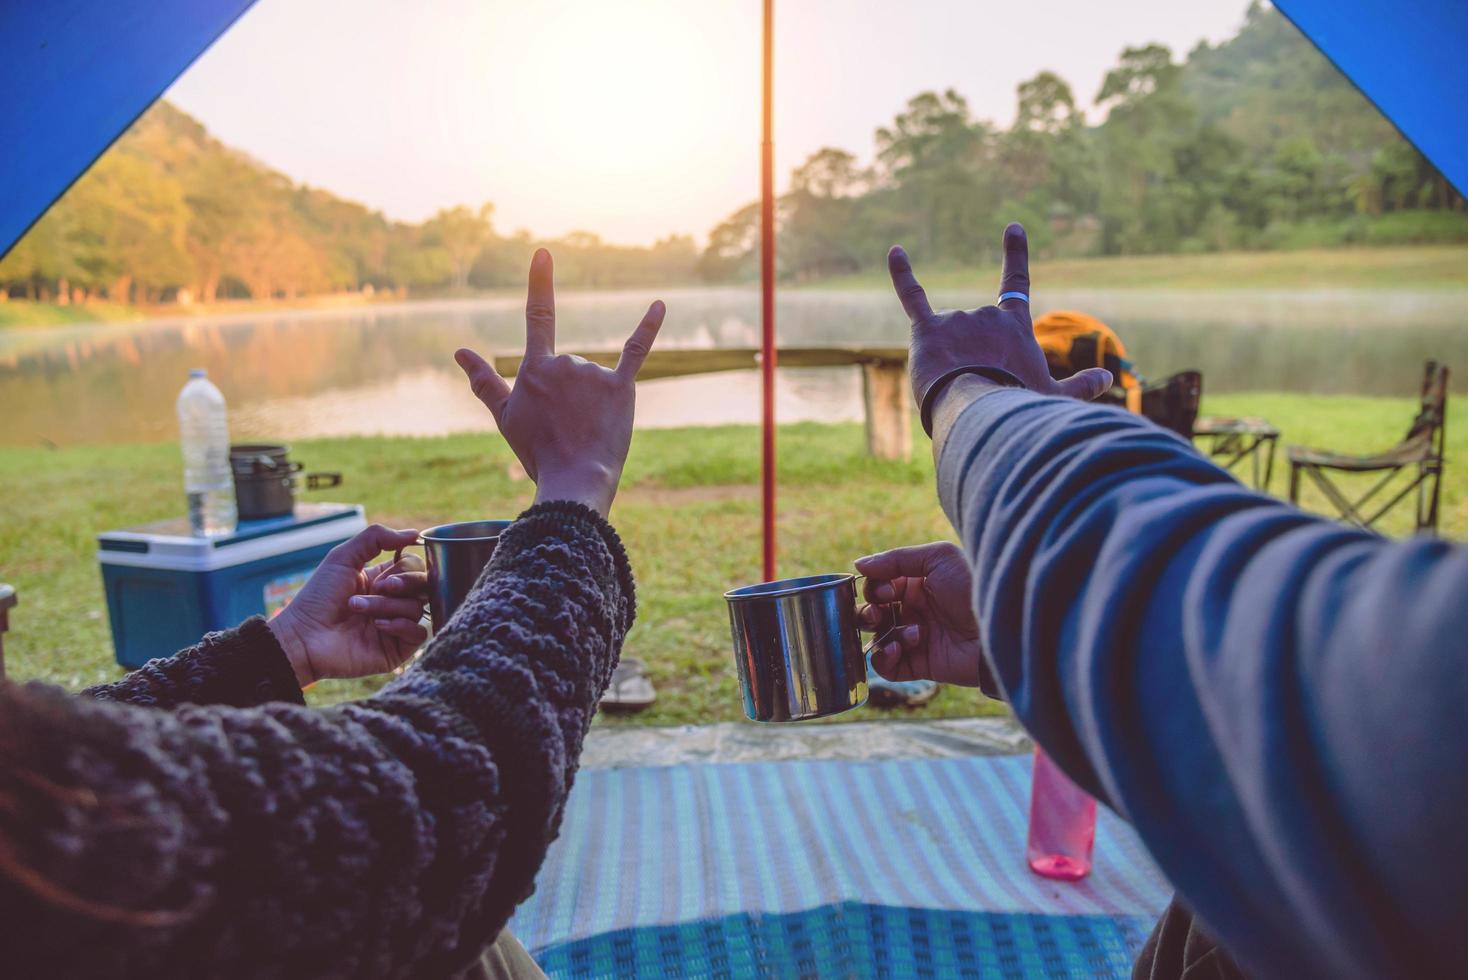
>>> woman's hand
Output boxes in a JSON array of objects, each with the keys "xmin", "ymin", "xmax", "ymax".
[
  {"xmin": 269, "ymin": 524, "xmax": 429, "ymax": 688},
  {"xmin": 889, "ymin": 223, "xmax": 1113, "ymax": 405},
  {"xmin": 855, "ymin": 542, "xmax": 988, "ymax": 688},
  {"xmin": 454, "ymin": 248, "xmax": 665, "ymax": 517}
]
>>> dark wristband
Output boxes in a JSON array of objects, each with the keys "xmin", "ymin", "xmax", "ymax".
[{"xmin": 918, "ymin": 365, "xmax": 1024, "ymax": 435}]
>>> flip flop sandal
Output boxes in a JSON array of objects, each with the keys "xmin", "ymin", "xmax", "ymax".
[{"xmin": 601, "ymin": 656, "xmax": 657, "ymax": 713}]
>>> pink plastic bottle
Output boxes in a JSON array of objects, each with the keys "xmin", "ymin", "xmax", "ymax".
[{"xmin": 1026, "ymin": 745, "xmax": 1096, "ymax": 881}]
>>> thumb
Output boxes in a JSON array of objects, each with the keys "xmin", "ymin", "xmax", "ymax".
[
  {"xmin": 455, "ymin": 347, "xmax": 512, "ymax": 419},
  {"xmin": 1054, "ymin": 367, "xmax": 1113, "ymax": 401},
  {"xmin": 325, "ymin": 524, "xmax": 420, "ymax": 570}
]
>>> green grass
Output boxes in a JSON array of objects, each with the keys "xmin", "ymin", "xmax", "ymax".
[
  {"xmin": 2, "ymin": 392, "xmax": 1462, "ymax": 726},
  {"xmin": 801, "ymin": 244, "xmax": 1468, "ymax": 292},
  {"xmin": 0, "ymin": 300, "xmax": 142, "ymax": 328}
]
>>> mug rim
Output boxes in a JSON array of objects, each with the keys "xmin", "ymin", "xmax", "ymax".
[
  {"xmin": 421, "ymin": 519, "xmax": 515, "ymax": 542},
  {"xmin": 724, "ymin": 572, "xmax": 854, "ymax": 602}
]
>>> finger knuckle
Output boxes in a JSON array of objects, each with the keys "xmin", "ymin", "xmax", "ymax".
[{"xmin": 526, "ymin": 302, "xmax": 555, "ymax": 322}]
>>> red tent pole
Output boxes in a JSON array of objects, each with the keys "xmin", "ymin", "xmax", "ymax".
[{"xmin": 760, "ymin": 0, "xmax": 777, "ymax": 581}]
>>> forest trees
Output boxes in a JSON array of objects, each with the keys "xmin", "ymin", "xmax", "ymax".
[
  {"xmin": 781, "ymin": 148, "xmax": 867, "ymax": 280},
  {"xmin": 700, "ymin": 3, "xmax": 1466, "ymax": 282},
  {"xmin": 3, "ymin": 4, "xmax": 1464, "ymax": 302},
  {"xmin": 698, "ymin": 203, "xmax": 761, "ymax": 283},
  {"xmin": 1, "ymin": 104, "xmax": 352, "ymax": 304},
  {"xmin": 421, "ymin": 204, "xmax": 495, "ymax": 291},
  {"xmin": 1, "ymin": 109, "xmax": 696, "ymax": 303}
]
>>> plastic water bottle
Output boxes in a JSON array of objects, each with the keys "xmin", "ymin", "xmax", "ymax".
[
  {"xmin": 177, "ymin": 369, "xmax": 237, "ymax": 537},
  {"xmin": 1026, "ymin": 745, "xmax": 1096, "ymax": 881}
]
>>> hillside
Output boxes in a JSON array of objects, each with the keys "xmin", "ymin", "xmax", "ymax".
[
  {"xmin": 704, "ymin": 3, "xmax": 1466, "ymax": 281},
  {"xmin": 0, "ymin": 102, "xmax": 698, "ymax": 306},
  {"xmin": 1, "ymin": 102, "xmax": 404, "ymax": 303}
]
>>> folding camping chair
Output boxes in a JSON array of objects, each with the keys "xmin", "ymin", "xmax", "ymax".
[
  {"xmin": 1287, "ymin": 361, "xmax": 1449, "ymax": 534},
  {"xmin": 1140, "ymin": 370, "xmax": 1202, "ymax": 439}
]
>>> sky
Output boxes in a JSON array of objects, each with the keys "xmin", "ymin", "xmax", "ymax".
[{"xmin": 166, "ymin": 0, "xmax": 1255, "ymax": 246}]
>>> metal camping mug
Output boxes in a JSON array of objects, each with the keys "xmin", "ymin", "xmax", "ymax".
[
  {"xmin": 397, "ymin": 520, "xmax": 515, "ymax": 630},
  {"xmin": 724, "ymin": 573, "xmax": 898, "ymax": 723}
]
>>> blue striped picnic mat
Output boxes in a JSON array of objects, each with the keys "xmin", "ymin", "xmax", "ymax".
[{"xmin": 510, "ymin": 755, "xmax": 1172, "ymax": 977}]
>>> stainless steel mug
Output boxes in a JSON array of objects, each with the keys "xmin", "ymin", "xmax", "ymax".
[
  {"xmin": 725, "ymin": 573, "xmax": 895, "ymax": 723},
  {"xmin": 398, "ymin": 520, "xmax": 514, "ymax": 630}
]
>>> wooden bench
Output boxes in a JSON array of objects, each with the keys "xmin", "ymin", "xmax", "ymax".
[{"xmin": 493, "ymin": 346, "xmax": 914, "ymax": 459}]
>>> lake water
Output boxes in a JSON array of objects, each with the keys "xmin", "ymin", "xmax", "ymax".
[{"xmin": 3, "ymin": 286, "xmax": 1467, "ymax": 447}]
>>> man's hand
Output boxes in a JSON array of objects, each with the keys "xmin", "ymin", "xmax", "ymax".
[
  {"xmin": 855, "ymin": 542, "xmax": 986, "ymax": 688},
  {"xmin": 454, "ymin": 248, "xmax": 665, "ymax": 517},
  {"xmin": 889, "ymin": 223, "xmax": 1113, "ymax": 406},
  {"xmin": 269, "ymin": 524, "xmax": 429, "ymax": 688}
]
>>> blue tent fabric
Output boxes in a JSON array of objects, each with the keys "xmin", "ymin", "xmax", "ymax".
[
  {"xmin": 0, "ymin": 0, "xmax": 257, "ymax": 257},
  {"xmin": 532, "ymin": 906, "xmax": 1156, "ymax": 979},
  {"xmin": 509, "ymin": 756, "xmax": 1172, "ymax": 977},
  {"xmin": 1274, "ymin": 0, "xmax": 1468, "ymax": 196}
]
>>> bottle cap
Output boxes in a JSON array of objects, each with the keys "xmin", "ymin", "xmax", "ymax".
[{"xmin": 189, "ymin": 368, "xmax": 207, "ymax": 378}]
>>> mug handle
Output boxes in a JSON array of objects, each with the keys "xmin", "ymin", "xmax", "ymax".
[
  {"xmin": 306, "ymin": 472, "xmax": 343, "ymax": 490},
  {"xmin": 392, "ymin": 538, "xmax": 431, "ymax": 631},
  {"xmin": 854, "ymin": 573, "xmax": 905, "ymax": 657}
]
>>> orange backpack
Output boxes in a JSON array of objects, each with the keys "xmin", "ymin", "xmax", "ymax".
[{"xmin": 1033, "ymin": 310, "xmax": 1143, "ymax": 413}]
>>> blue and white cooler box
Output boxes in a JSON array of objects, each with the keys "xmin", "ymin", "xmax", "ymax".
[{"xmin": 98, "ymin": 503, "xmax": 367, "ymax": 668}]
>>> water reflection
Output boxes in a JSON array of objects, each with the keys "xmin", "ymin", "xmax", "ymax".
[{"xmin": 1, "ymin": 287, "xmax": 1465, "ymax": 446}]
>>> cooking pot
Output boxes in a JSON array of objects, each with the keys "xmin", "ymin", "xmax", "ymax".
[{"xmin": 230, "ymin": 443, "xmax": 343, "ymax": 521}]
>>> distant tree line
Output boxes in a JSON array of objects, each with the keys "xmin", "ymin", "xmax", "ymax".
[
  {"xmin": 705, "ymin": 3, "xmax": 1467, "ymax": 282},
  {"xmin": 0, "ymin": 103, "xmax": 699, "ymax": 305},
  {"xmin": 2, "ymin": 4, "xmax": 1463, "ymax": 305}
]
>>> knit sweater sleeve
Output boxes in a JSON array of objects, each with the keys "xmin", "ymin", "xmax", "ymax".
[
  {"xmin": 83, "ymin": 617, "xmax": 307, "ymax": 709},
  {"xmin": 0, "ymin": 500, "xmax": 633, "ymax": 980}
]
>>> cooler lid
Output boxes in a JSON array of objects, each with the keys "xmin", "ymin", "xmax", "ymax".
[{"xmin": 98, "ymin": 502, "xmax": 367, "ymax": 571}]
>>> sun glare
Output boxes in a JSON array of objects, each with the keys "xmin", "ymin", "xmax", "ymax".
[
  {"xmin": 159, "ymin": 0, "xmax": 1255, "ymax": 246},
  {"xmin": 449, "ymin": 0, "xmax": 757, "ymax": 241}
]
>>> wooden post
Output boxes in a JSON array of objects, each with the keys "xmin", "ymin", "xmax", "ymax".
[
  {"xmin": 862, "ymin": 360, "xmax": 911, "ymax": 460},
  {"xmin": 0, "ymin": 584, "xmax": 15, "ymax": 680}
]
